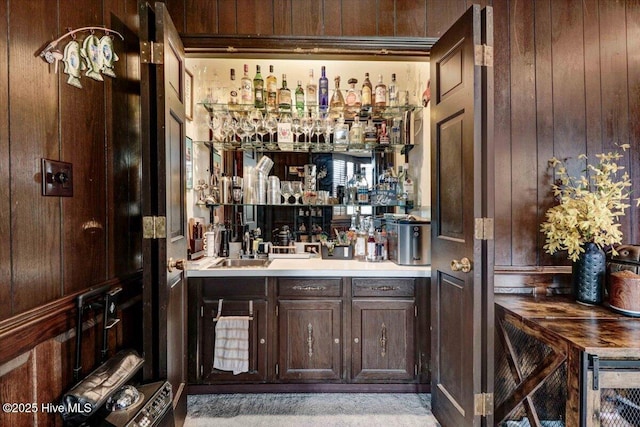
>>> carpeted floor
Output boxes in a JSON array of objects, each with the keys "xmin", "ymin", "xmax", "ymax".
[{"xmin": 184, "ymin": 393, "xmax": 440, "ymax": 427}]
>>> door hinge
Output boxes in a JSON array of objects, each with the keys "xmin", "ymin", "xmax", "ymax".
[
  {"xmin": 474, "ymin": 393, "xmax": 494, "ymax": 416},
  {"xmin": 143, "ymin": 216, "xmax": 166, "ymax": 239},
  {"xmin": 474, "ymin": 218, "xmax": 494, "ymax": 240},
  {"xmin": 474, "ymin": 44, "xmax": 493, "ymax": 67},
  {"xmin": 140, "ymin": 41, "xmax": 164, "ymax": 64}
]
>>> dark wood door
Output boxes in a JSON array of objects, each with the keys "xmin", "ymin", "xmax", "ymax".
[
  {"xmin": 278, "ymin": 300, "xmax": 342, "ymax": 381},
  {"xmin": 140, "ymin": 1, "xmax": 188, "ymax": 423},
  {"xmin": 351, "ymin": 299, "xmax": 415, "ymax": 382},
  {"xmin": 430, "ymin": 4, "xmax": 494, "ymax": 426},
  {"xmin": 201, "ymin": 298, "xmax": 268, "ymax": 382}
]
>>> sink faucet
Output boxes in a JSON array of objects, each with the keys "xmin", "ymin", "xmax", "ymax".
[{"xmin": 243, "ymin": 231, "xmax": 255, "ymax": 257}]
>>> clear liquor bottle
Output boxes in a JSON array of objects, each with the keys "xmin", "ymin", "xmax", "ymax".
[
  {"xmin": 318, "ymin": 66, "xmax": 329, "ymax": 116},
  {"xmin": 240, "ymin": 64, "xmax": 253, "ymax": 105},
  {"xmin": 253, "ymin": 65, "xmax": 264, "ymax": 109},
  {"xmin": 306, "ymin": 69, "xmax": 317, "ymax": 113},
  {"xmin": 388, "ymin": 73, "xmax": 398, "ymax": 107},
  {"xmin": 278, "ymin": 74, "xmax": 292, "ymax": 112},
  {"xmin": 345, "ymin": 77, "xmax": 361, "ymax": 118},
  {"xmin": 356, "ymin": 165, "xmax": 369, "ymax": 205},
  {"xmin": 364, "ymin": 119, "xmax": 378, "ymax": 148},
  {"xmin": 333, "ymin": 115, "xmax": 349, "ymax": 151},
  {"xmin": 295, "ymin": 80, "xmax": 305, "ymax": 116},
  {"xmin": 349, "ymin": 116, "xmax": 364, "ymax": 149},
  {"xmin": 266, "ymin": 65, "xmax": 278, "ymax": 112},
  {"xmin": 329, "ymin": 76, "xmax": 345, "ymax": 118},
  {"xmin": 402, "ymin": 163, "xmax": 415, "ymax": 210},
  {"xmin": 374, "ymin": 74, "xmax": 387, "ymax": 108},
  {"xmin": 228, "ymin": 68, "xmax": 238, "ymax": 107}
]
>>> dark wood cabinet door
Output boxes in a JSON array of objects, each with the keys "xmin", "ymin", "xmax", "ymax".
[
  {"xmin": 278, "ymin": 300, "xmax": 342, "ymax": 381},
  {"xmin": 351, "ymin": 299, "xmax": 416, "ymax": 382},
  {"xmin": 200, "ymin": 298, "xmax": 268, "ymax": 383}
]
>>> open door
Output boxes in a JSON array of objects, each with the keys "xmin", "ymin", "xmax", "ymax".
[
  {"xmin": 140, "ymin": 1, "xmax": 188, "ymax": 424},
  {"xmin": 430, "ymin": 5, "xmax": 494, "ymax": 427}
]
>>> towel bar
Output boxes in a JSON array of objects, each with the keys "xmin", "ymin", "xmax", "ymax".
[{"xmin": 213, "ymin": 298, "xmax": 254, "ymax": 322}]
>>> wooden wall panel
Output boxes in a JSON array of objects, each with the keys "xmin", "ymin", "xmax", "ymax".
[
  {"xmin": 59, "ymin": 0, "xmax": 108, "ymax": 294},
  {"xmin": 378, "ymin": 0, "xmax": 396, "ymax": 37},
  {"xmin": 599, "ymin": 1, "xmax": 631, "ymax": 241},
  {"xmin": 164, "ymin": 0, "xmax": 186, "ymax": 33},
  {"xmin": 493, "ymin": 0, "xmax": 512, "ymax": 266},
  {"xmin": 509, "ymin": 0, "xmax": 537, "ymax": 266},
  {"xmin": 273, "ymin": 0, "xmax": 292, "ymax": 35},
  {"xmin": 627, "ymin": 1, "xmax": 640, "ymax": 245},
  {"xmin": 218, "ymin": 0, "xmax": 237, "ymax": 34},
  {"xmin": 184, "ymin": 0, "xmax": 218, "ymax": 34},
  {"xmin": 342, "ymin": 0, "xmax": 377, "ymax": 36},
  {"xmin": 396, "ymin": 0, "xmax": 426, "ymax": 37},
  {"xmin": 323, "ymin": 0, "xmax": 342, "ymax": 36},
  {"xmin": 0, "ymin": 353, "xmax": 35, "ymax": 426},
  {"xmin": 9, "ymin": 0, "xmax": 61, "ymax": 313},
  {"xmin": 534, "ymin": 0, "xmax": 556, "ymax": 267},
  {"xmin": 292, "ymin": 0, "xmax": 322, "ymax": 36},
  {"xmin": 0, "ymin": 0, "xmax": 10, "ymax": 320},
  {"xmin": 426, "ymin": 0, "xmax": 467, "ymax": 38},
  {"xmin": 238, "ymin": 0, "xmax": 274, "ymax": 35}
]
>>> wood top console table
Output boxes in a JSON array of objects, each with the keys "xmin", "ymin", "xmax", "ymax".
[{"xmin": 495, "ymin": 295, "xmax": 640, "ymax": 426}]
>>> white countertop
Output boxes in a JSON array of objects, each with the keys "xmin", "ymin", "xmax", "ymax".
[{"xmin": 187, "ymin": 257, "xmax": 431, "ymax": 278}]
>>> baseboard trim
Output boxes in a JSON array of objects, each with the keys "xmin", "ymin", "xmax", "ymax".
[{"xmin": 188, "ymin": 383, "xmax": 431, "ymax": 394}]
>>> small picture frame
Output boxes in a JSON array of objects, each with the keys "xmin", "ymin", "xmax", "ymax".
[
  {"xmin": 185, "ymin": 136, "xmax": 193, "ymax": 189},
  {"xmin": 303, "ymin": 243, "xmax": 321, "ymax": 255},
  {"xmin": 185, "ymin": 68, "xmax": 193, "ymax": 120}
]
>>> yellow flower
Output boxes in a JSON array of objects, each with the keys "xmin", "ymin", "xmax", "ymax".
[{"xmin": 540, "ymin": 147, "xmax": 634, "ymax": 262}]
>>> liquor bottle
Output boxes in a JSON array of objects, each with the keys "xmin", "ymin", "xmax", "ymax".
[
  {"xmin": 364, "ymin": 119, "xmax": 377, "ymax": 148},
  {"xmin": 329, "ymin": 76, "xmax": 345, "ymax": 118},
  {"xmin": 278, "ymin": 74, "xmax": 292, "ymax": 112},
  {"xmin": 345, "ymin": 77, "xmax": 361, "ymax": 118},
  {"xmin": 356, "ymin": 166, "xmax": 369, "ymax": 205},
  {"xmin": 354, "ymin": 218, "xmax": 366, "ymax": 261},
  {"xmin": 374, "ymin": 74, "xmax": 387, "ymax": 109},
  {"xmin": 379, "ymin": 120, "xmax": 390, "ymax": 145},
  {"xmin": 333, "ymin": 115, "xmax": 349, "ymax": 150},
  {"xmin": 253, "ymin": 65, "xmax": 264, "ymax": 109},
  {"xmin": 397, "ymin": 164, "xmax": 406, "ymax": 207},
  {"xmin": 366, "ymin": 221, "xmax": 376, "ymax": 261},
  {"xmin": 402, "ymin": 163, "xmax": 415, "ymax": 210},
  {"xmin": 228, "ymin": 68, "xmax": 238, "ymax": 106},
  {"xmin": 361, "ymin": 72, "xmax": 373, "ymax": 115},
  {"xmin": 240, "ymin": 64, "xmax": 253, "ymax": 105},
  {"xmin": 266, "ymin": 65, "xmax": 278, "ymax": 111},
  {"xmin": 306, "ymin": 69, "xmax": 317, "ymax": 113},
  {"xmin": 349, "ymin": 116, "xmax": 364, "ymax": 149},
  {"xmin": 388, "ymin": 73, "xmax": 398, "ymax": 107},
  {"xmin": 318, "ymin": 66, "xmax": 329, "ymax": 116},
  {"xmin": 295, "ymin": 81, "xmax": 305, "ymax": 116}
]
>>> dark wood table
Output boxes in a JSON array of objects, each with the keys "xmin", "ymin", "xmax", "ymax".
[{"xmin": 495, "ymin": 295, "xmax": 640, "ymax": 426}]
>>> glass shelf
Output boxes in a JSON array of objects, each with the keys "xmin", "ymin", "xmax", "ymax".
[
  {"xmin": 198, "ymin": 101, "xmax": 423, "ymax": 118},
  {"xmin": 193, "ymin": 140, "xmax": 416, "ymax": 154},
  {"xmin": 203, "ymin": 202, "xmax": 401, "ymax": 208}
]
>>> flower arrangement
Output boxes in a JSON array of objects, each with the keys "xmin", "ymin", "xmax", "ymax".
[{"xmin": 540, "ymin": 145, "xmax": 637, "ymax": 262}]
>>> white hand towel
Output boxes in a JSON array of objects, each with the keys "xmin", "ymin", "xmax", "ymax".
[{"xmin": 213, "ymin": 316, "xmax": 250, "ymax": 375}]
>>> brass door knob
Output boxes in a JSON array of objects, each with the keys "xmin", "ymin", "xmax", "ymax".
[
  {"xmin": 450, "ymin": 257, "xmax": 472, "ymax": 273},
  {"xmin": 167, "ymin": 257, "xmax": 186, "ymax": 272}
]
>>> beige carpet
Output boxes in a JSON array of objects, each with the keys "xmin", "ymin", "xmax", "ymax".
[{"xmin": 185, "ymin": 393, "xmax": 440, "ymax": 427}]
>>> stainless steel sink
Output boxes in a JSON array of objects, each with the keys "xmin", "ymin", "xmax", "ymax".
[{"xmin": 208, "ymin": 258, "xmax": 272, "ymax": 268}]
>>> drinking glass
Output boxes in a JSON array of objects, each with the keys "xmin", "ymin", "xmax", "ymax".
[
  {"xmin": 323, "ymin": 117, "xmax": 335, "ymax": 150},
  {"xmin": 280, "ymin": 181, "xmax": 293, "ymax": 205},
  {"xmin": 313, "ymin": 118, "xmax": 326, "ymax": 151},
  {"xmin": 232, "ymin": 176, "xmax": 243, "ymax": 203},
  {"xmin": 291, "ymin": 115, "xmax": 303, "ymax": 150},
  {"xmin": 291, "ymin": 181, "xmax": 303, "ymax": 204},
  {"xmin": 265, "ymin": 114, "xmax": 279, "ymax": 150},
  {"xmin": 301, "ymin": 116, "xmax": 313, "ymax": 150}
]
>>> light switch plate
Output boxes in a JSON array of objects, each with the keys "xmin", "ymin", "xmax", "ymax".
[{"xmin": 42, "ymin": 158, "xmax": 73, "ymax": 197}]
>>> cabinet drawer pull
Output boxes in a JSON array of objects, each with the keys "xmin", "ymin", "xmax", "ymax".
[
  {"xmin": 354, "ymin": 337, "xmax": 359, "ymax": 344},
  {"xmin": 380, "ymin": 322, "xmax": 387, "ymax": 357},
  {"xmin": 307, "ymin": 323, "xmax": 314, "ymax": 358},
  {"xmin": 370, "ymin": 286, "xmax": 399, "ymax": 291},
  {"xmin": 293, "ymin": 285, "xmax": 327, "ymax": 291}
]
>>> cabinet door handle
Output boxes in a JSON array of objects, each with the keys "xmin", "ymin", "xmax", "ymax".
[
  {"xmin": 370, "ymin": 286, "xmax": 398, "ymax": 291},
  {"xmin": 260, "ymin": 338, "xmax": 265, "ymax": 344},
  {"xmin": 307, "ymin": 323, "xmax": 313, "ymax": 358},
  {"xmin": 293, "ymin": 285, "xmax": 326, "ymax": 291},
  {"xmin": 380, "ymin": 322, "xmax": 387, "ymax": 357}
]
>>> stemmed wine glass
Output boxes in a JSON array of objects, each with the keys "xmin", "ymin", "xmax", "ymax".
[
  {"xmin": 280, "ymin": 181, "xmax": 293, "ymax": 205},
  {"xmin": 291, "ymin": 115, "xmax": 303, "ymax": 150},
  {"xmin": 323, "ymin": 117, "xmax": 335, "ymax": 150},
  {"xmin": 239, "ymin": 116, "xmax": 255, "ymax": 150},
  {"xmin": 301, "ymin": 116, "xmax": 313, "ymax": 150},
  {"xmin": 291, "ymin": 181, "xmax": 303, "ymax": 204},
  {"xmin": 250, "ymin": 110, "xmax": 266, "ymax": 147},
  {"xmin": 313, "ymin": 118, "xmax": 326, "ymax": 151},
  {"xmin": 265, "ymin": 114, "xmax": 279, "ymax": 150}
]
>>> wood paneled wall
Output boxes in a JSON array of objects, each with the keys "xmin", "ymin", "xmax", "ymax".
[{"xmin": 0, "ymin": 1, "xmax": 143, "ymax": 424}]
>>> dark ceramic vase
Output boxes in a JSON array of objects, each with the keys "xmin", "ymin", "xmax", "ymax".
[{"xmin": 572, "ymin": 242, "xmax": 606, "ymax": 305}]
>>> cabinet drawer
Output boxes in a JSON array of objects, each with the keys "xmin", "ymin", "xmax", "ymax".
[
  {"xmin": 201, "ymin": 277, "xmax": 267, "ymax": 298},
  {"xmin": 278, "ymin": 278, "xmax": 342, "ymax": 297},
  {"xmin": 352, "ymin": 278, "xmax": 415, "ymax": 297}
]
